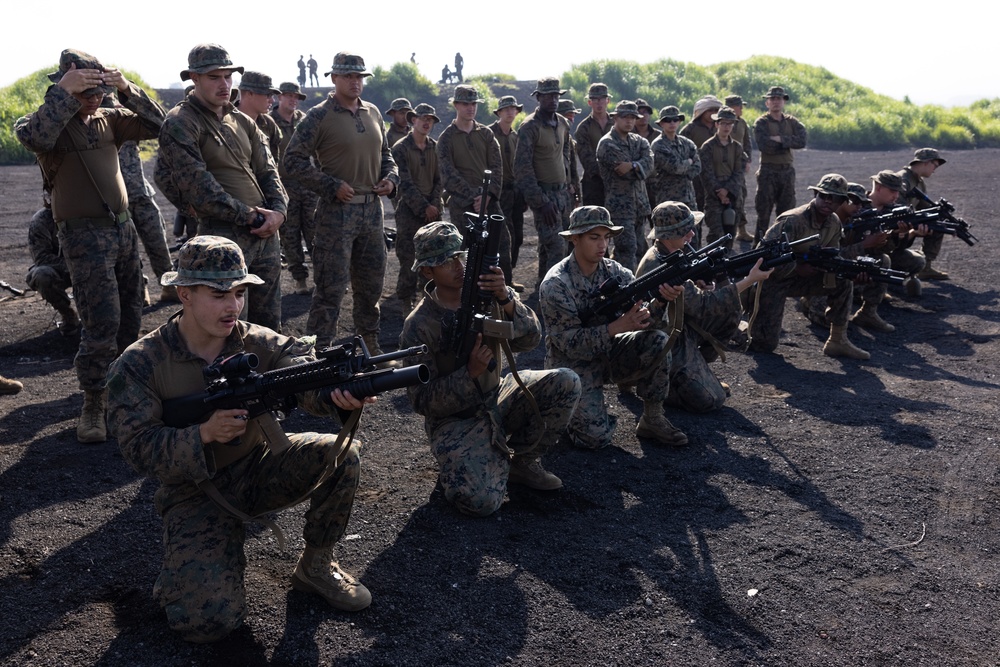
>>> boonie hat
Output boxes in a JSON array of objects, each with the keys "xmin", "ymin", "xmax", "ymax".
[
  {"xmin": 871, "ymin": 170, "xmax": 904, "ymax": 192},
  {"xmin": 385, "ymin": 98, "xmax": 413, "ymax": 115},
  {"xmin": 161, "ymin": 236, "xmax": 265, "ymax": 290},
  {"xmin": 48, "ymin": 49, "xmax": 113, "ymax": 96},
  {"xmin": 711, "ymin": 107, "xmax": 738, "ymax": 122},
  {"xmin": 450, "ymin": 85, "xmax": 485, "ymax": 104},
  {"xmin": 493, "ymin": 95, "xmax": 523, "ymax": 115},
  {"xmin": 557, "ymin": 99, "xmax": 581, "ymax": 115},
  {"xmin": 278, "ymin": 81, "xmax": 306, "ymax": 100},
  {"xmin": 691, "ymin": 95, "xmax": 723, "ymax": 119},
  {"xmin": 407, "ymin": 102, "xmax": 441, "ymax": 123},
  {"xmin": 412, "ymin": 222, "xmax": 467, "ymax": 270},
  {"xmin": 325, "ymin": 52, "xmax": 372, "ymax": 77},
  {"xmin": 807, "ymin": 174, "xmax": 851, "ymax": 198},
  {"xmin": 181, "ymin": 43, "xmax": 244, "ymax": 81},
  {"xmin": 846, "ymin": 183, "xmax": 872, "ymax": 205},
  {"xmin": 910, "ymin": 147, "xmax": 946, "ymax": 166},
  {"xmin": 609, "ymin": 100, "xmax": 641, "ymax": 118},
  {"xmin": 725, "ymin": 95, "xmax": 745, "ymax": 107},
  {"xmin": 648, "ymin": 202, "xmax": 705, "ymax": 240},
  {"xmin": 657, "ymin": 105, "xmax": 685, "ymax": 123},
  {"xmin": 763, "ymin": 86, "xmax": 790, "ymax": 100},
  {"xmin": 238, "ymin": 71, "xmax": 279, "ymax": 95},
  {"xmin": 560, "ymin": 206, "xmax": 623, "ymax": 237},
  {"xmin": 532, "ymin": 78, "xmax": 566, "ymax": 97},
  {"xmin": 587, "ymin": 83, "xmax": 609, "ymax": 99}
]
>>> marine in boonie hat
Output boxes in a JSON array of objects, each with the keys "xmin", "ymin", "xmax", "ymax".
[
  {"xmin": 493, "ymin": 95, "xmax": 523, "ymax": 115},
  {"xmin": 181, "ymin": 43, "xmax": 244, "ymax": 81},
  {"xmin": 587, "ymin": 83, "xmax": 609, "ymax": 99},
  {"xmin": 48, "ymin": 49, "xmax": 114, "ymax": 96},
  {"xmin": 238, "ymin": 71, "xmax": 279, "ymax": 95},
  {"xmin": 325, "ymin": 52, "xmax": 373, "ymax": 77},
  {"xmin": 724, "ymin": 95, "xmax": 745, "ymax": 107},
  {"xmin": 635, "ymin": 98, "xmax": 654, "ymax": 115},
  {"xmin": 560, "ymin": 206, "xmax": 624, "ymax": 237},
  {"xmin": 807, "ymin": 174, "xmax": 850, "ymax": 198},
  {"xmin": 407, "ymin": 102, "xmax": 441, "ymax": 124},
  {"xmin": 161, "ymin": 236, "xmax": 265, "ymax": 290},
  {"xmin": 278, "ymin": 81, "xmax": 306, "ymax": 100},
  {"xmin": 532, "ymin": 77, "xmax": 566, "ymax": 97},
  {"xmin": 763, "ymin": 86, "xmax": 790, "ymax": 100},
  {"xmin": 450, "ymin": 85, "xmax": 485, "ymax": 104},
  {"xmin": 711, "ymin": 106, "xmax": 738, "ymax": 122},
  {"xmin": 609, "ymin": 100, "xmax": 641, "ymax": 118},
  {"xmin": 691, "ymin": 95, "xmax": 723, "ymax": 119},
  {"xmin": 557, "ymin": 99, "xmax": 581, "ymax": 115},
  {"xmin": 412, "ymin": 222, "xmax": 467, "ymax": 271},
  {"xmin": 657, "ymin": 105, "xmax": 685, "ymax": 123},
  {"xmin": 910, "ymin": 147, "xmax": 946, "ymax": 166},
  {"xmin": 385, "ymin": 97, "xmax": 413, "ymax": 115},
  {"xmin": 846, "ymin": 183, "xmax": 872, "ymax": 205},
  {"xmin": 648, "ymin": 202, "xmax": 705, "ymax": 240},
  {"xmin": 871, "ymin": 170, "xmax": 904, "ymax": 192}
]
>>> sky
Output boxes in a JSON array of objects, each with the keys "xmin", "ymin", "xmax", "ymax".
[{"xmin": 2, "ymin": 0, "xmax": 992, "ymax": 108}]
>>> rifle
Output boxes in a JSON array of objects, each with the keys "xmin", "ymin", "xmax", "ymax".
[
  {"xmin": 906, "ymin": 189, "xmax": 978, "ymax": 246},
  {"xmin": 717, "ymin": 233, "xmax": 820, "ymax": 278},
  {"xmin": 844, "ymin": 201, "xmax": 977, "ymax": 246},
  {"xmin": 161, "ymin": 336, "xmax": 429, "ymax": 430},
  {"xmin": 800, "ymin": 246, "xmax": 907, "ymax": 285},
  {"xmin": 446, "ymin": 170, "xmax": 513, "ymax": 371},
  {"xmin": 581, "ymin": 234, "xmax": 732, "ymax": 325},
  {"xmin": 0, "ymin": 280, "xmax": 24, "ymax": 297}
]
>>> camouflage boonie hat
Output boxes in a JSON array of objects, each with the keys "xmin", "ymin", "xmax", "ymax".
[
  {"xmin": 407, "ymin": 102, "xmax": 441, "ymax": 123},
  {"xmin": 807, "ymin": 173, "xmax": 850, "ymax": 198},
  {"xmin": 278, "ymin": 81, "xmax": 306, "ymax": 100},
  {"xmin": 238, "ymin": 71, "xmax": 279, "ymax": 95},
  {"xmin": 847, "ymin": 183, "xmax": 872, "ymax": 205},
  {"xmin": 871, "ymin": 170, "xmax": 905, "ymax": 192},
  {"xmin": 657, "ymin": 105, "xmax": 685, "ymax": 123},
  {"xmin": 725, "ymin": 95, "xmax": 745, "ymax": 107},
  {"xmin": 450, "ymin": 85, "xmax": 485, "ymax": 104},
  {"xmin": 711, "ymin": 106, "xmax": 738, "ymax": 122},
  {"xmin": 763, "ymin": 86, "xmax": 790, "ymax": 100},
  {"xmin": 560, "ymin": 206, "xmax": 623, "ymax": 237},
  {"xmin": 910, "ymin": 147, "xmax": 946, "ymax": 165},
  {"xmin": 325, "ymin": 52, "xmax": 372, "ymax": 77},
  {"xmin": 635, "ymin": 98, "xmax": 654, "ymax": 114},
  {"xmin": 181, "ymin": 43, "xmax": 244, "ymax": 81},
  {"xmin": 412, "ymin": 222, "xmax": 466, "ymax": 271},
  {"xmin": 532, "ymin": 77, "xmax": 566, "ymax": 97},
  {"xmin": 557, "ymin": 99, "xmax": 581, "ymax": 115},
  {"xmin": 161, "ymin": 236, "xmax": 265, "ymax": 290},
  {"xmin": 587, "ymin": 83, "xmax": 609, "ymax": 99},
  {"xmin": 493, "ymin": 95, "xmax": 523, "ymax": 115},
  {"xmin": 609, "ymin": 100, "xmax": 641, "ymax": 118},
  {"xmin": 48, "ymin": 49, "xmax": 113, "ymax": 96},
  {"xmin": 385, "ymin": 98, "xmax": 413, "ymax": 115},
  {"xmin": 648, "ymin": 202, "xmax": 705, "ymax": 241}
]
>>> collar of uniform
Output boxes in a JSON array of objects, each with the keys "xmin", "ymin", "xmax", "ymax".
[
  {"xmin": 329, "ymin": 96, "xmax": 370, "ymax": 115},
  {"xmin": 164, "ymin": 311, "xmax": 250, "ymax": 363}
]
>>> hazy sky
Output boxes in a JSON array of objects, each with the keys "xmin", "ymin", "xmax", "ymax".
[{"xmin": 3, "ymin": 0, "xmax": 992, "ymax": 107}]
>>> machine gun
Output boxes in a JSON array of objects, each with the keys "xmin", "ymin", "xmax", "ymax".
[
  {"xmin": 800, "ymin": 246, "xmax": 907, "ymax": 285},
  {"xmin": 445, "ymin": 170, "xmax": 513, "ymax": 371},
  {"xmin": 161, "ymin": 336, "xmax": 429, "ymax": 430},
  {"xmin": 717, "ymin": 233, "xmax": 820, "ymax": 278},
  {"xmin": 581, "ymin": 235, "xmax": 731, "ymax": 325}
]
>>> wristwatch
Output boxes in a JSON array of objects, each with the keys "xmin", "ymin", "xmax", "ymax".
[{"xmin": 496, "ymin": 287, "xmax": 514, "ymax": 306}]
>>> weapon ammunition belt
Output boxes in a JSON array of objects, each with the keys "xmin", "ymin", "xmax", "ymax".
[{"xmin": 58, "ymin": 210, "xmax": 129, "ymax": 230}]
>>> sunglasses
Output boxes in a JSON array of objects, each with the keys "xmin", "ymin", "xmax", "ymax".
[{"xmin": 817, "ymin": 193, "xmax": 847, "ymax": 204}]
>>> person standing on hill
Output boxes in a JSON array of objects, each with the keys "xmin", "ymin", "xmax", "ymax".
[{"xmin": 307, "ymin": 54, "xmax": 320, "ymax": 87}]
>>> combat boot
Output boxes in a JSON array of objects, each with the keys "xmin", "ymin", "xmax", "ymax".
[
  {"xmin": 508, "ymin": 456, "xmax": 563, "ymax": 490},
  {"xmin": 58, "ymin": 306, "xmax": 80, "ymax": 337},
  {"xmin": 851, "ymin": 304, "xmax": 895, "ymax": 333},
  {"xmin": 735, "ymin": 223, "xmax": 754, "ymax": 243},
  {"xmin": 77, "ymin": 389, "xmax": 108, "ymax": 443},
  {"xmin": 823, "ymin": 325, "xmax": 870, "ymax": 360},
  {"xmin": 291, "ymin": 546, "xmax": 371, "ymax": 612},
  {"xmin": 635, "ymin": 401, "xmax": 689, "ymax": 447},
  {"xmin": 904, "ymin": 276, "xmax": 922, "ymax": 297},
  {"xmin": 0, "ymin": 375, "xmax": 23, "ymax": 395},
  {"xmin": 159, "ymin": 285, "xmax": 180, "ymax": 303},
  {"xmin": 293, "ymin": 278, "xmax": 311, "ymax": 296},
  {"xmin": 917, "ymin": 260, "xmax": 949, "ymax": 280}
]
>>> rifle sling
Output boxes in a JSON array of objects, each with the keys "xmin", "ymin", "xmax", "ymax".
[{"xmin": 498, "ymin": 338, "xmax": 546, "ymax": 457}]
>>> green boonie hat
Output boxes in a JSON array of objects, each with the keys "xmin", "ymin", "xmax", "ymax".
[
  {"xmin": 238, "ymin": 71, "xmax": 279, "ymax": 95},
  {"xmin": 412, "ymin": 222, "xmax": 467, "ymax": 271},
  {"xmin": 807, "ymin": 173, "xmax": 850, "ymax": 198},
  {"xmin": 450, "ymin": 85, "xmax": 485, "ymax": 104},
  {"xmin": 278, "ymin": 81, "xmax": 306, "ymax": 99},
  {"xmin": 557, "ymin": 99, "xmax": 581, "ymax": 115},
  {"xmin": 910, "ymin": 147, "xmax": 946, "ymax": 165},
  {"xmin": 385, "ymin": 97, "xmax": 413, "ymax": 115},
  {"xmin": 493, "ymin": 95, "xmax": 523, "ymax": 115},
  {"xmin": 725, "ymin": 95, "xmax": 745, "ymax": 107},
  {"xmin": 587, "ymin": 83, "xmax": 609, "ymax": 99},
  {"xmin": 161, "ymin": 235, "xmax": 265, "ymax": 290},
  {"xmin": 847, "ymin": 183, "xmax": 872, "ymax": 204},
  {"xmin": 657, "ymin": 105, "xmax": 685, "ymax": 123},
  {"xmin": 610, "ymin": 100, "xmax": 641, "ymax": 118},
  {"xmin": 871, "ymin": 170, "xmax": 904, "ymax": 192},
  {"xmin": 635, "ymin": 98, "xmax": 654, "ymax": 114},
  {"xmin": 48, "ymin": 49, "xmax": 113, "ymax": 96},
  {"xmin": 763, "ymin": 86, "xmax": 790, "ymax": 100},
  {"xmin": 648, "ymin": 201, "xmax": 705, "ymax": 240},
  {"xmin": 560, "ymin": 206, "xmax": 624, "ymax": 237},
  {"xmin": 532, "ymin": 77, "xmax": 567, "ymax": 97},
  {"xmin": 325, "ymin": 52, "xmax": 372, "ymax": 77},
  {"xmin": 407, "ymin": 102, "xmax": 441, "ymax": 123},
  {"xmin": 711, "ymin": 106, "xmax": 738, "ymax": 122},
  {"xmin": 181, "ymin": 43, "xmax": 244, "ymax": 81}
]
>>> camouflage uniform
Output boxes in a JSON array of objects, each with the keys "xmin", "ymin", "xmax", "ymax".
[
  {"xmin": 119, "ymin": 140, "xmax": 173, "ymax": 279},
  {"xmin": 727, "ymin": 96, "xmax": 754, "ymax": 235},
  {"xmin": 489, "ymin": 96, "xmax": 525, "ymax": 280},
  {"xmin": 283, "ymin": 63, "xmax": 399, "ymax": 347},
  {"xmin": 539, "ymin": 252, "xmax": 671, "ymax": 450},
  {"xmin": 436, "ymin": 95, "xmax": 505, "ymax": 224},
  {"xmin": 698, "ymin": 129, "xmax": 747, "ymax": 248},
  {"xmin": 679, "ymin": 95, "xmax": 721, "ymax": 211},
  {"xmin": 897, "ymin": 161, "xmax": 943, "ymax": 265},
  {"xmin": 15, "ymin": 57, "xmax": 163, "ymax": 393},
  {"xmin": 25, "ymin": 207, "xmax": 75, "ymax": 324},
  {"xmin": 596, "ymin": 107, "xmax": 653, "ymax": 272},
  {"xmin": 271, "ymin": 97, "xmax": 318, "ymax": 284},
  {"xmin": 753, "ymin": 101, "xmax": 807, "ymax": 236},
  {"xmin": 650, "ymin": 107, "xmax": 701, "ymax": 209},
  {"xmin": 574, "ymin": 92, "xmax": 612, "ymax": 206}
]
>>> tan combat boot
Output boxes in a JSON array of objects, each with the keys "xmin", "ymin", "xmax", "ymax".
[
  {"xmin": 58, "ymin": 306, "xmax": 80, "ymax": 337},
  {"xmin": 904, "ymin": 276, "xmax": 922, "ymax": 297},
  {"xmin": 0, "ymin": 374, "xmax": 23, "ymax": 395},
  {"xmin": 77, "ymin": 389, "xmax": 108, "ymax": 443},
  {"xmin": 635, "ymin": 400, "xmax": 689, "ymax": 446},
  {"xmin": 823, "ymin": 324, "xmax": 870, "ymax": 360},
  {"xmin": 509, "ymin": 456, "xmax": 563, "ymax": 490},
  {"xmin": 293, "ymin": 278, "xmax": 311, "ymax": 296},
  {"xmin": 159, "ymin": 285, "xmax": 181, "ymax": 303},
  {"xmin": 735, "ymin": 223, "xmax": 754, "ymax": 243},
  {"xmin": 851, "ymin": 304, "xmax": 895, "ymax": 333},
  {"xmin": 292, "ymin": 546, "xmax": 371, "ymax": 611},
  {"xmin": 917, "ymin": 260, "xmax": 949, "ymax": 280}
]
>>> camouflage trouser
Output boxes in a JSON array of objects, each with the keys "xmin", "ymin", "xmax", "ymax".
[
  {"xmin": 567, "ymin": 329, "xmax": 671, "ymax": 450},
  {"xmin": 748, "ymin": 272, "xmax": 853, "ymax": 353},
  {"xmin": 153, "ymin": 438, "xmax": 360, "ymax": 643},
  {"xmin": 610, "ymin": 215, "xmax": 640, "ymax": 273},
  {"xmin": 394, "ymin": 202, "xmax": 436, "ymax": 303},
  {"xmin": 308, "ymin": 198, "xmax": 385, "ymax": 345},
  {"xmin": 281, "ymin": 191, "xmax": 318, "ymax": 281},
  {"xmin": 667, "ymin": 287, "xmax": 742, "ymax": 413},
  {"xmin": 702, "ymin": 196, "xmax": 736, "ymax": 250},
  {"xmin": 130, "ymin": 194, "xmax": 173, "ymax": 279},
  {"xmin": 58, "ymin": 220, "xmax": 143, "ymax": 391},
  {"xmin": 581, "ymin": 172, "xmax": 605, "ymax": 206},
  {"xmin": 25, "ymin": 264, "xmax": 73, "ymax": 315},
  {"xmin": 200, "ymin": 224, "xmax": 282, "ymax": 332},
  {"xmin": 920, "ymin": 231, "xmax": 944, "ymax": 262},
  {"xmin": 754, "ymin": 164, "xmax": 796, "ymax": 236},
  {"xmin": 531, "ymin": 188, "xmax": 572, "ymax": 287},
  {"xmin": 429, "ymin": 368, "xmax": 581, "ymax": 516},
  {"xmin": 448, "ymin": 199, "xmax": 511, "ymax": 283},
  {"xmin": 692, "ymin": 176, "xmax": 706, "ymax": 212},
  {"xmin": 889, "ymin": 246, "xmax": 926, "ymax": 275},
  {"xmin": 499, "ymin": 185, "xmax": 526, "ymax": 269}
]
